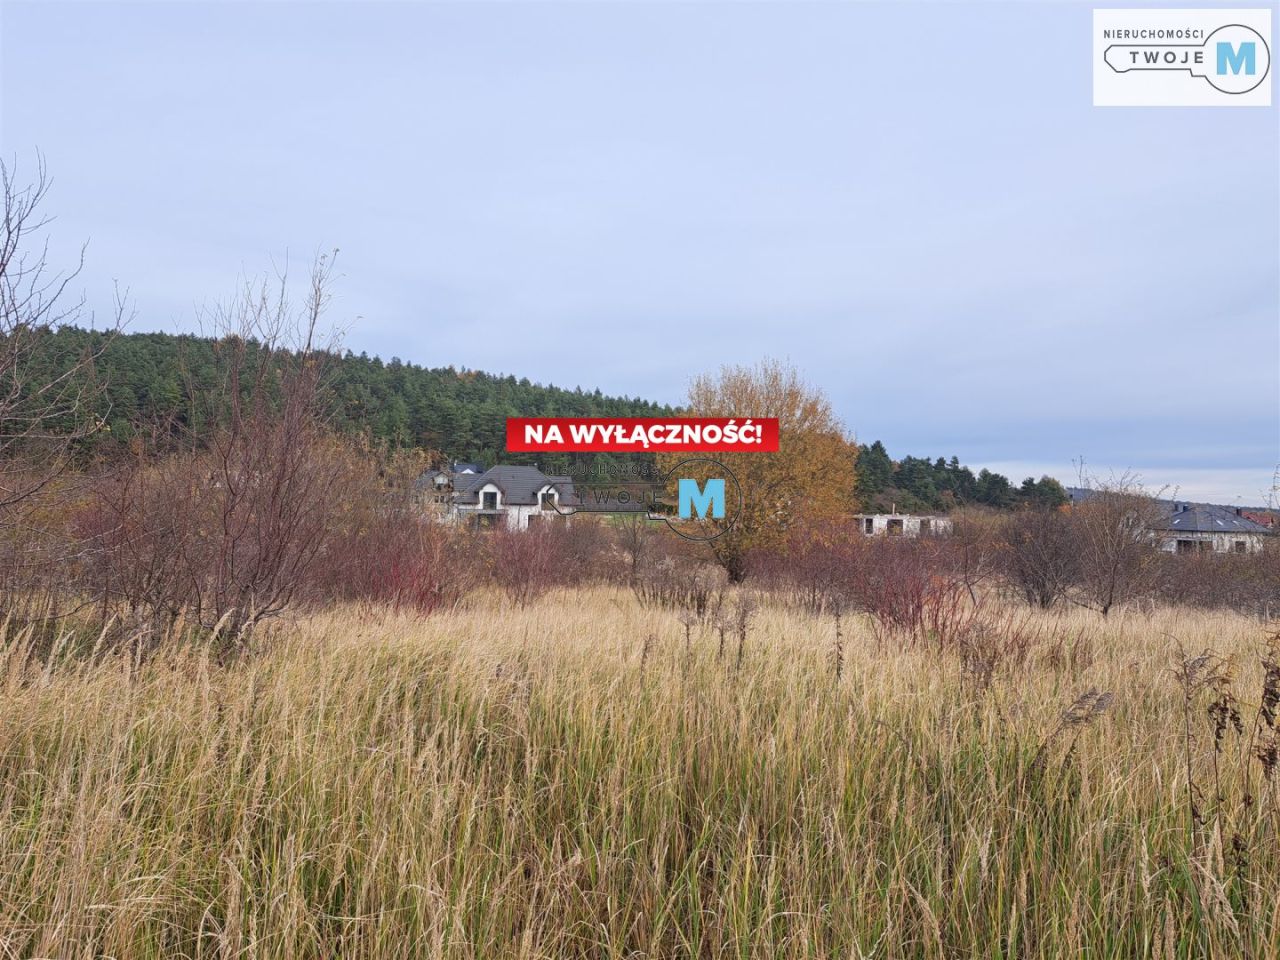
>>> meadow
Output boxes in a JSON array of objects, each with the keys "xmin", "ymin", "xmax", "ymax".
[{"xmin": 1, "ymin": 588, "xmax": 1277, "ymax": 959}]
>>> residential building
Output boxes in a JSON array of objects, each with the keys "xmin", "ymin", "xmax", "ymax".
[
  {"xmin": 419, "ymin": 463, "xmax": 578, "ymax": 531},
  {"xmin": 1159, "ymin": 501, "xmax": 1270, "ymax": 554},
  {"xmin": 853, "ymin": 512, "xmax": 953, "ymax": 538},
  {"xmin": 1065, "ymin": 487, "xmax": 1271, "ymax": 554}
]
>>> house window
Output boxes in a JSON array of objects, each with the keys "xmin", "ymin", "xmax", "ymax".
[
  {"xmin": 482, "ymin": 491, "xmax": 498, "ymax": 511},
  {"xmin": 863, "ymin": 518, "xmax": 874, "ymax": 535},
  {"xmin": 1235, "ymin": 540, "xmax": 1247, "ymax": 554},
  {"xmin": 887, "ymin": 518, "xmax": 904, "ymax": 537},
  {"xmin": 540, "ymin": 491, "xmax": 556, "ymax": 510},
  {"xmin": 919, "ymin": 518, "xmax": 931, "ymax": 535},
  {"xmin": 1176, "ymin": 539, "xmax": 1196, "ymax": 555}
]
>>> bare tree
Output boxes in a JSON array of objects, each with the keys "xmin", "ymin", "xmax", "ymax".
[
  {"xmin": 946, "ymin": 507, "xmax": 1004, "ymax": 604},
  {"xmin": 1069, "ymin": 473, "xmax": 1163, "ymax": 617},
  {"xmin": 86, "ymin": 254, "xmax": 366, "ymax": 641},
  {"xmin": 1001, "ymin": 507, "xmax": 1078, "ymax": 609},
  {"xmin": 0, "ymin": 157, "xmax": 119, "ymax": 615},
  {"xmin": 190, "ymin": 255, "xmax": 344, "ymax": 633}
]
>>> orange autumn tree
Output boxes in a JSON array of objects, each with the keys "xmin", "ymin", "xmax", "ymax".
[{"xmin": 660, "ymin": 359, "xmax": 857, "ymax": 582}]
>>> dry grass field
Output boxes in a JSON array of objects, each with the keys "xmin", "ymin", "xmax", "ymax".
[{"xmin": 1, "ymin": 588, "xmax": 1278, "ymax": 958}]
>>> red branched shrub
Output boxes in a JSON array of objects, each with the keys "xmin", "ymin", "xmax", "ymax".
[
  {"xmin": 315, "ymin": 506, "xmax": 474, "ymax": 616},
  {"xmin": 484, "ymin": 522, "xmax": 574, "ymax": 607},
  {"xmin": 749, "ymin": 519, "xmax": 866, "ymax": 613},
  {"xmin": 80, "ymin": 431, "xmax": 371, "ymax": 638},
  {"xmin": 848, "ymin": 539, "xmax": 979, "ymax": 649}
]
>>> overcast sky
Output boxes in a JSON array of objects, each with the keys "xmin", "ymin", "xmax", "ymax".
[{"xmin": 2, "ymin": 1, "xmax": 1277, "ymax": 502}]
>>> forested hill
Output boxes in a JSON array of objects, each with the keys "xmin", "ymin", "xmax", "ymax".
[
  {"xmin": 41, "ymin": 326, "xmax": 1064, "ymax": 509},
  {"xmin": 42, "ymin": 327, "xmax": 671, "ymax": 467}
]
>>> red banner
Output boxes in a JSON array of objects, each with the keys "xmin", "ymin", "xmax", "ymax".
[{"xmin": 506, "ymin": 417, "xmax": 779, "ymax": 453}]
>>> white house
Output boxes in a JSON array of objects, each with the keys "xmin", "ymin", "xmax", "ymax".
[
  {"xmin": 853, "ymin": 512, "xmax": 953, "ymax": 538},
  {"xmin": 1065, "ymin": 487, "xmax": 1273, "ymax": 555},
  {"xmin": 1158, "ymin": 501, "xmax": 1269, "ymax": 554},
  {"xmin": 420, "ymin": 464, "xmax": 578, "ymax": 531}
]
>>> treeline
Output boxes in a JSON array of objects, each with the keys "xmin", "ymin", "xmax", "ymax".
[
  {"xmin": 42, "ymin": 328, "xmax": 1066, "ymax": 513},
  {"xmin": 35, "ymin": 326, "xmax": 670, "ymax": 466},
  {"xmin": 854, "ymin": 440, "xmax": 1066, "ymax": 513}
]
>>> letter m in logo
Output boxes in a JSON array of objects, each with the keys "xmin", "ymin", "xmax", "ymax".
[
  {"xmin": 678, "ymin": 478, "xmax": 725, "ymax": 519},
  {"xmin": 1217, "ymin": 41, "xmax": 1256, "ymax": 75}
]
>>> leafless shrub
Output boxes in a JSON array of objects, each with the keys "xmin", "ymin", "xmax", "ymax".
[
  {"xmin": 310, "ymin": 450, "xmax": 477, "ymax": 616},
  {"xmin": 1151, "ymin": 547, "xmax": 1280, "ymax": 617},
  {"xmin": 848, "ymin": 539, "xmax": 981, "ymax": 651},
  {"xmin": 1070, "ymin": 474, "xmax": 1163, "ymax": 617},
  {"xmin": 83, "ymin": 429, "xmax": 370, "ymax": 644},
  {"xmin": 616, "ymin": 513, "xmax": 659, "ymax": 584},
  {"xmin": 945, "ymin": 507, "xmax": 1005, "ymax": 604},
  {"xmin": 632, "ymin": 554, "xmax": 726, "ymax": 618},
  {"xmin": 999, "ymin": 507, "xmax": 1078, "ymax": 610},
  {"xmin": 749, "ymin": 518, "xmax": 864, "ymax": 615},
  {"xmin": 559, "ymin": 517, "xmax": 619, "ymax": 585},
  {"xmin": 485, "ymin": 523, "xmax": 569, "ymax": 607}
]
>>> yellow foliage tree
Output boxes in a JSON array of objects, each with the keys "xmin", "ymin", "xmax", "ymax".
[{"xmin": 659, "ymin": 359, "xmax": 857, "ymax": 581}]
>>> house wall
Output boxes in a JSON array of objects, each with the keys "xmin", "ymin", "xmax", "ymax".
[
  {"xmin": 1158, "ymin": 531, "xmax": 1264, "ymax": 554},
  {"xmin": 445, "ymin": 483, "xmax": 571, "ymax": 532},
  {"xmin": 855, "ymin": 515, "xmax": 953, "ymax": 538},
  {"xmin": 506, "ymin": 505, "xmax": 538, "ymax": 531}
]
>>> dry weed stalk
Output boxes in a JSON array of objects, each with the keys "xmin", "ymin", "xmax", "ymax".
[
  {"xmin": 833, "ymin": 608, "xmax": 844, "ymax": 681},
  {"xmin": 733, "ymin": 596, "xmax": 755, "ymax": 672},
  {"xmin": 1027, "ymin": 687, "xmax": 1115, "ymax": 780}
]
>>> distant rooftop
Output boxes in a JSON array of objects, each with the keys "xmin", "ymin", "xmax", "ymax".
[{"xmin": 1065, "ymin": 487, "xmax": 1271, "ymax": 535}]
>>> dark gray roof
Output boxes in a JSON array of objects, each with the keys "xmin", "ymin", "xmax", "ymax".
[
  {"xmin": 1161, "ymin": 502, "xmax": 1270, "ymax": 535},
  {"xmin": 1066, "ymin": 487, "xmax": 1270, "ymax": 535},
  {"xmin": 452, "ymin": 465, "xmax": 579, "ymax": 506}
]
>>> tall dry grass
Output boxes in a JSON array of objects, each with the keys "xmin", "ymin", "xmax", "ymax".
[{"xmin": 1, "ymin": 589, "xmax": 1277, "ymax": 958}]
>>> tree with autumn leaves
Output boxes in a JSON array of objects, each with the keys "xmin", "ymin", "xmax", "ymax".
[{"xmin": 660, "ymin": 359, "xmax": 858, "ymax": 582}]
